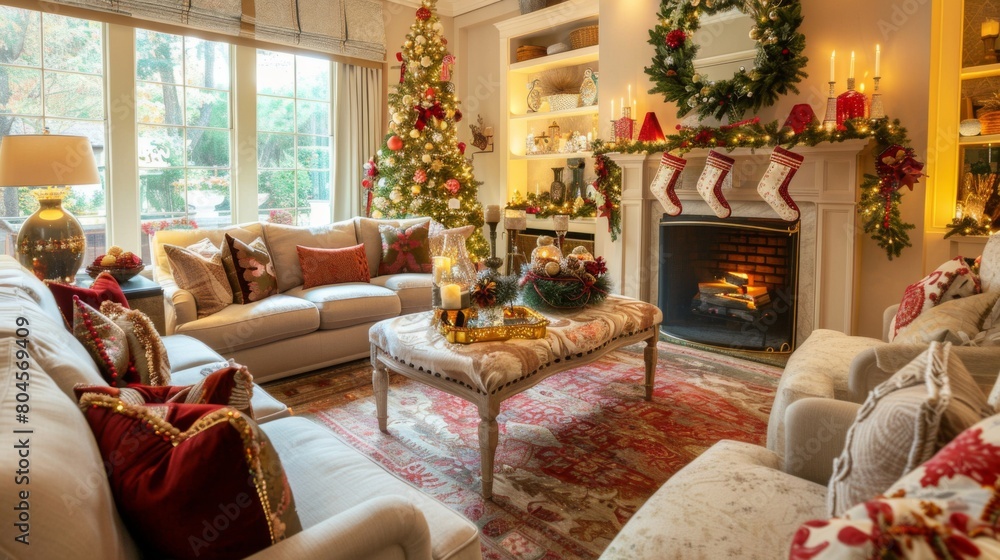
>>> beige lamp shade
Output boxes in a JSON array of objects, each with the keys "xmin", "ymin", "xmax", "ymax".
[{"xmin": 0, "ymin": 134, "xmax": 100, "ymax": 187}]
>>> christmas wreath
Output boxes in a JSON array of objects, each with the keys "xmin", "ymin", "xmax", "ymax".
[{"xmin": 646, "ymin": 0, "xmax": 808, "ymax": 121}]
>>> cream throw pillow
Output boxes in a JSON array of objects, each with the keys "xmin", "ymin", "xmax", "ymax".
[
  {"xmin": 163, "ymin": 238, "xmax": 232, "ymax": 318},
  {"xmin": 827, "ymin": 341, "xmax": 991, "ymax": 516},
  {"xmin": 892, "ymin": 291, "xmax": 1000, "ymax": 345}
]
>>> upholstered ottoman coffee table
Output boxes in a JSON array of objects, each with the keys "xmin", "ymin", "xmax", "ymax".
[{"xmin": 369, "ymin": 295, "xmax": 662, "ymax": 498}]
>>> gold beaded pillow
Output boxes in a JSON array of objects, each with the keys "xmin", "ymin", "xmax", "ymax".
[
  {"xmin": 78, "ymin": 395, "xmax": 300, "ymax": 558},
  {"xmin": 99, "ymin": 301, "xmax": 171, "ymax": 386},
  {"xmin": 72, "ymin": 297, "xmax": 132, "ymax": 387}
]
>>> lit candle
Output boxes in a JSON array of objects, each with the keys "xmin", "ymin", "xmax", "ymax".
[
  {"xmin": 484, "ymin": 204, "xmax": 501, "ymax": 223},
  {"xmin": 441, "ymin": 283, "xmax": 462, "ymax": 310},
  {"xmin": 535, "ymin": 182, "xmax": 540, "ymax": 196},
  {"xmin": 830, "ymin": 50, "xmax": 835, "ymax": 82},
  {"xmin": 611, "ymin": 99, "xmax": 614, "ymax": 120},
  {"xmin": 432, "ymin": 256, "xmax": 452, "ymax": 285},
  {"xmin": 632, "ymin": 99, "xmax": 637, "ymax": 117},
  {"xmin": 620, "ymin": 97, "xmax": 625, "ymax": 117},
  {"xmin": 874, "ymin": 44, "xmax": 881, "ymax": 77},
  {"xmin": 628, "ymin": 84, "xmax": 632, "ymax": 107},
  {"xmin": 849, "ymin": 51, "xmax": 855, "ymax": 80}
]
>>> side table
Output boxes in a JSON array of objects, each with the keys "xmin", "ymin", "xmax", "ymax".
[{"xmin": 75, "ymin": 274, "xmax": 166, "ymax": 334}]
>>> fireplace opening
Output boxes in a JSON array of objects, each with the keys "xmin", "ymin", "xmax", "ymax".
[{"xmin": 658, "ymin": 215, "xmax": 800, "ymax": 353}]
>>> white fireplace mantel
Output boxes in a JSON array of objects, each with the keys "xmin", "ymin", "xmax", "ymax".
[{"xmin": 596, "ymin": 140, "xmax": 870, "ymax": 344}]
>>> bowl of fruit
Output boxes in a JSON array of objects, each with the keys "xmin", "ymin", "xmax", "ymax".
[{"xmin": 86, "ymin": 246, "xmax": 144, "ymax": 282}]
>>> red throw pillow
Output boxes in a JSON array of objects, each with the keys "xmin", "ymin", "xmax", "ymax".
[
  {"xmin": 78, "ymin": 395, "xmax": 301, "ymax": 559},
  {"xmin": 890, "ymin": 257, "xmax": 981, "ymax": 340},
  {"xmin": 75, "ymin": 362, "xmax": 255, "ymax": 419},
  {"xmin": 47, "ymin": 272, "xmax": 129, "ymax": 327},
  {"xmin": 296, "ymin": 244, "xmax": 371, "ymax": 289},
  {"xmin": 378, "ymin": 222, "xmax": 432, "ymax": 275}
]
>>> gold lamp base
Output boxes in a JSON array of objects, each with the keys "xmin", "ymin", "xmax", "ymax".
[{"xmin": 16, "ymin": 187, "xmax": 86, "ymax": 283}]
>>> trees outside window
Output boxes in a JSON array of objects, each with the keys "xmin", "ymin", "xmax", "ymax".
[
  {"xmin": 0, "ymin": 8, "xmax": 107, "ymax": 261},
  {"xmin": 256, "ymin": 50, "xmax": 332, "ymax": 226},
  {"xmin": 137, "ymin": 29, "xmax": 232, "ymax": 260}
]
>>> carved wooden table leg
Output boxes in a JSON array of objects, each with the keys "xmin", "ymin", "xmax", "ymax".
[
  {"xmin": 644, "ymin": 329, "xmax": 659, "ymax": 401},
  {"xmin": 477, "ymin": 400, "xmax": 500, "ymax": 499},
  {"xmin": 372, "ymin": 346, "xmax": 390, "ymax": 433}
]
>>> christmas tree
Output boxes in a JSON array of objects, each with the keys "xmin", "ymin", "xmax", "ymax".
[{"xmin": 366, "ymin": 0, "xmax": 487, "ymax": 258}]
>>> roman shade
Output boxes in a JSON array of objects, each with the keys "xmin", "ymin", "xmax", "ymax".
[{"xmin": 45, "ymin": 0, "xmax": 385, "ymax": 61}]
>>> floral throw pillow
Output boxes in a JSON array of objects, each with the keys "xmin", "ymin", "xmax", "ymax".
[
  {"xmin": 790, "ymin": 414, "xmax": 1000, "ymax": 559},
  {"xmin": 378, "ymin": 222, "xmax": 432, "ymax": 275},
  {"xmin": 224, "ymin": 234, "xmax": 278, "ymax": 303},
  {"xmin": 889, "ymin": 256, "xmax": 981, "ymax": 341}
]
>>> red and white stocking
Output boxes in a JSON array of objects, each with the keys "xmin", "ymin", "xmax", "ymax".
[
  {"xmin": 696, "ymin": 150, "xmax": 736, "ymax": 218},
  {"xmin": 757, "ymin": 146, "xmax": 805, "ymax": 221},
  {"xmin": 649, "ymin": 153, "xmax": 687, "ymax": 216}
]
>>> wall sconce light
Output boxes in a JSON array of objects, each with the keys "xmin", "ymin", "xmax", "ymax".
[
  {"xmin": 470, "ymin": 115, "xmax": 494, "ymax": 154},
  {"xmin": 982, "ymin": 17, "xmax": 999, "ymax": 64}
]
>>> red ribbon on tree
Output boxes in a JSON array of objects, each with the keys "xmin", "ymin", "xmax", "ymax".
[
  {"xmin": 396, "ymin": 52, "xmax": 406, "ymax": 84},
  {"xmin": 875, "ymin": 144, "xmax": 925, "ymax": 228},
  {"xmin": 412, "ymin": 101, "xmax": 446, "ymax": 131},
  {"xmin": 362, "ymin": 157, "xmax": 378, "ymax": 217}
]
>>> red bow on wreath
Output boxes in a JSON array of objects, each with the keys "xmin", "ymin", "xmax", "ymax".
[
  {"xmin": 413, "ymin": 102, "xmax": 446, "ymax": 131},
  {"xmin": 875, "ymin": 144, "xmax": 925, "ymax": 228}
]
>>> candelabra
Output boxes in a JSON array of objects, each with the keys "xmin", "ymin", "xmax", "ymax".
[
  {"xmin": 484, "ymin": 220, "xmax": 503, "ymax": 274},
  {"xmin": 823, "ymin": 81, "xmax": 838, "ymax": 131},
  {"xmin": 870, "ymin": 76, "xmax": 885, "ymax": 120}
]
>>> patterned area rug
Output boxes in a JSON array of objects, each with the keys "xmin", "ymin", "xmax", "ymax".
[{"xmin": 263, "ymin": 341, "xmax": 783, "ymax": 559}]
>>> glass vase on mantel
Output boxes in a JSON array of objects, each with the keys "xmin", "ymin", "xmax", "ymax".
[{"xmin": 550, "ymin": 167, "xmax": 567, "ymax": 206}]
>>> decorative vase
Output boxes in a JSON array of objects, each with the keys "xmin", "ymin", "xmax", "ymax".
[
  {"xmin": 567, "ymin": 158, "xmax": 586, "ymax": 201},
  {"xmin": 836, "ymin": 78, "xmax": 866, "ymax": 125},
  {"xmin": 580, "ymin": 68, "xmax": 598, "ymax": 106},
  {"xmin": 549, "ymin": 167, "xmax": 567, "ymax": 205},
  {"xmin": 17, "ymin": 187, "xmax": 86, "ymax": 283}
]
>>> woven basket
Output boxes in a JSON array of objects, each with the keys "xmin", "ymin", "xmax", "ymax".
[
  {"xmin": 980, "ymin": 111, "xmax": 1000, "ymax": 135},
  {"xmin": 519, "ymin": 0, "xmax": 546, "ymax": 14},
  {"xmin": 569, "ymin": 25, "xmax": 599, "ymax": 49},
  {"xmin": 516, "ymin": 45, "xmax": 547, "ymax": 62},
  {"xmin": 545, "ymin": 94, "xmax": 579, "ymax": 112}
]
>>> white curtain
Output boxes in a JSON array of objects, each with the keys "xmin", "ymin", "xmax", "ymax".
[{"xmin": 333, "ymin": 64, "xmax": 382, "ymax": 221}]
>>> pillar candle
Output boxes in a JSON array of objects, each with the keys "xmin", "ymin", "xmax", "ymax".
[
  {"xmin": 849, "ymin": 51, "xmax": 855, "ymax": 80},
  {"xmin": 441, "ymin": 283, "xmax": 462, "ymax": 309},
  {"xmin": 484, "ymin": 204, "xmax": 501, "ymax": 223},
  {"xmin": 552, "ymin": 214, "xmax": 569, "ymax": 232},
  {"xmin": 874, "ymin": 44, "xmax": 881, "ymax": 77},
  {"xmin": 830, "ymin": 50, "xmax": 835, "ymax": 82},
  {"xmin": 432, "ymin": 256, "xmax": 452, "ymax": 284}
]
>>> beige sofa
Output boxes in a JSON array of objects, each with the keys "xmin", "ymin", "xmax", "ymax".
[
  {"xmin": 151, "ymin": 217, "xmax": 434, "ymax": 382},
  {"xmin": 0, "ymin": 255, "xmax": 481, "ymax": 560}
]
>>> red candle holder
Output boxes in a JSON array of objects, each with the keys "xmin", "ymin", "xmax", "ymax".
[{"xmin": 836, "ymin": 78, "xmax": 866, "ymax": 125}]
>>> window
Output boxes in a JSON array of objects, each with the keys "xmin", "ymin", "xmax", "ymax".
[
  {"xmin": 256, "ymin": 50, "xmax": 332, "ymax": 226},
  {"xmin": 136, "ymin": 30, "xmax": 232, "ymax": 259},
  {"xmin": 0, "ymin": 8, "xmax": 107, "ymax": 261}
]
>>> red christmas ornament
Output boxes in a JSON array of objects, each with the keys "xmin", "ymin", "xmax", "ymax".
[
  {"xmin": 454, "ymin": 109, "xmax": 463, "ymax": 123},
  {"xmin": 637, "ymin": 112, "xmax": 666, "ymax": 142},
  {"xmin": 416, "ymin": 6, "xmax": 431, "ymax": 20},
  {"xmin": 413, "ymin": 169, "xmax": 427, "ymax": 184},
  {"xmin": 665, "ymin": 29, "xmax": 686, "ymax": 49},
  {"xmin": 387, "ymin": 135, "xmax": 404, "ymax": 151},
  {"xmin": 396, "ymin": 52, "xmax": 406, "ymax": 84},
  {"xmin": 782, "ymin": 104, "xmax": 817, "ymax": 134},
  {"xmin": 457, "ymin": 142, "xmax": 466, "ymax": 154},
  {"xmin": 445, "ymin": 179, "xmax": 461, "ymax": 195},
  {"xmin": 424, "ymin": 87, "xmax": 436, "ymax": 100}
]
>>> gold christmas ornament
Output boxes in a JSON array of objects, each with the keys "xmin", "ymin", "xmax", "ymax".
[
  {"xmin": 544, "ymin": 261, "xmax": 561, "ymax": 276},
  {"xmin": 424, "ymin": 142, "xmax": 435, "ymax": 150},
  {"xmin": 422, "ymin": 154, "xmax": 432, "ymax": 163},
  {"xmin": 411, "ymin": 185, "xmax": 422, "ymax": 195},
  {"xmin": 409, "ymin": 129, "xmax": 421, "ymax": 138},
  {"xmin": 531, "ymin": 235, "xmax": 562, "ymax": 264}
]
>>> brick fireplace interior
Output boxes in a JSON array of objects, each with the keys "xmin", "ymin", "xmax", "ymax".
[{"xmin": 658, "ymin": 215, "xmax": 800, "ymax": 353}]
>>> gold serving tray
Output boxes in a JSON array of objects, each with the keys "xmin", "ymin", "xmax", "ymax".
[{"xmin": 435, "ymin": 306, "xmax": 549, "ymax": 344}]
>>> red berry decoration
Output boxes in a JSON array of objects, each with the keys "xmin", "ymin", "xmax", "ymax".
[
  {"xmin": 416, "ymin": 6, "xmax": 431, "ymax": 20},
  {"xmin": 665, "ymin": 29, "xmax": 686, "ymax": 49},
  {"xmin": 387, "ymin": 135, "xmax": 404, "ymax": 151}
]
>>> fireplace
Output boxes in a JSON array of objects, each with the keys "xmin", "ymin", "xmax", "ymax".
[{"xmin": 658, "ymin": 215, "xmax": 800, "ymax": 353}]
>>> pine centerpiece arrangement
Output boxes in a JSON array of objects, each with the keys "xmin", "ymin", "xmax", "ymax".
[{"xmin": 367, "ymin": 0, "xmax": 487, "ymax": 258}]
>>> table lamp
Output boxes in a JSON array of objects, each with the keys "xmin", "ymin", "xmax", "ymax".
[{"xmin": 0, "ymin": 133, "xmax": 101, "ymax": 283}]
